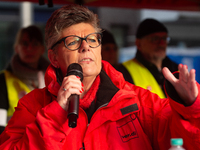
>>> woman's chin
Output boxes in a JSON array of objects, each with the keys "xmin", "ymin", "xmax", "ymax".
[{"xmin": 83, "ymin": 68, "xmax": 100, "ymax": 78}]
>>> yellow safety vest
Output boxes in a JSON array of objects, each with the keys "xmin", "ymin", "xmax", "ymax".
[
  {"xmin": 4, "ymin": 70, "xmax": 31, "ymax": 117},
  {"xmin": 123, "ymin": 59, "xmax": 166, "ymax": 98}
]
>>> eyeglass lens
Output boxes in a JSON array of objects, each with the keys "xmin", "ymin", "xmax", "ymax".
[
  {"xmin": 149, "ymin": 36, "xmax": 170, "ymax": 44},
  {"xmin": 65, "ymin": 33, "xmax": 101, "ymax": 50}
]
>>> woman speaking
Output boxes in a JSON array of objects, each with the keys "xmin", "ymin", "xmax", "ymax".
[{"xmin": 0, "ymin": 4, "xmax": 200, "ymax": 150}]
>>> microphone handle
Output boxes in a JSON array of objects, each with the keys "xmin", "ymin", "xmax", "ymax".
[{"xmin": 68, "ymin": 94, "xmax": 79, "ymax": 128}]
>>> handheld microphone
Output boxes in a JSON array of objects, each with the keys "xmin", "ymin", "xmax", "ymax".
[{"xmin": 66, "ymin": 63, "xmax": 83, "ymax": 128}]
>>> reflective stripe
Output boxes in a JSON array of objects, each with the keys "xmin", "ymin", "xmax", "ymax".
[
  {"xmin": 123, "ymin": 59, "xmax": 166, "ymax": 98},
  {"xmin": 4, "ymin": 70, "xmax": 31, "ymax": 118},
  {"xmin": 0, "ymin": 109, "xmax": 7, "ymax": 126}
]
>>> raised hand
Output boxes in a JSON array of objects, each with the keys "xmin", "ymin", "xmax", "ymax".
[{"xmin": 162, "ymin": 64, "xmax": 198, "ymax": 105}]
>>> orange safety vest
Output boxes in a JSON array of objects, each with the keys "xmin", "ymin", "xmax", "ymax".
[{"xmin": 123, "ymin": 59, "xmax": 166, "ymax": 98}]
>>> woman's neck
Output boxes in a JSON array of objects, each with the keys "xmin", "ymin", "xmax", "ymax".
[{"xmin": 80, "ymin": 76, "xmax": 96, "ymax": 99}]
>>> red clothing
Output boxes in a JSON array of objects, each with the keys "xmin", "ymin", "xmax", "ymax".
[{"xmin": 0, "ymin": 60, "xmax": 200, "ymax": 150}]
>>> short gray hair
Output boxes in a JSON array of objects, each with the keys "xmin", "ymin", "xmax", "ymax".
[{"xmin": 45, "ymin": 4, "xmax": 101, "ymax": 50}]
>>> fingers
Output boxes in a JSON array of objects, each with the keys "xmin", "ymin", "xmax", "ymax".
[
  {"xmin": 62, "ymin": 75, "xmax": 83, "ymax": 95},
  {"xmin": 57, "ymin": 75, "xmax": 84, "ymax": 111},
  {"xmin": 162, "ymin": 67, "xmax": 177, "ymax": 86},
  {"xmin": 188, "ymin": 69, "xmax": 198, "ymax": 100},
  {"xmin": 188, "ymin": 69, "xmax": 196, "ymax": 83},
  {"xmin": 178, "ymin": 64, "xmax": 189, "ymax": 83},
  {"xmin": 163, "ymin": 64, "xmax": 198, "ymax": 105}
]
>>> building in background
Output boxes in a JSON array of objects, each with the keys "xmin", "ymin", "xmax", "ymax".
[
  {"xmin": 98, "ymin": 7, "xmax": 200, "ymax": 83},
  {"xmin": 0, "ymin": 1, "xmax": 200, "ymax": 81}
]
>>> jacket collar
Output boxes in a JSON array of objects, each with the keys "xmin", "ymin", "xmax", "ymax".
[
  {"xmin": 45, "ymin": 61, "xmax": 140, "ymax": 123},
  {"xmin": 45, "ymin": 64, "xmax": 60, "ymax": 96},
  {"xmin": 45, "ymin": 61, "xmax": 136, "ymax": 96},
  {"xmin": 85, "ymin": 61, "xmax": 140, "ymax": 133}
]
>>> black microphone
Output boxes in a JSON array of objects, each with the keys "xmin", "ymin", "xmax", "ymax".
[{"xmin": 66, "ymin": 63, "xmax": 83, "ymax": 128}]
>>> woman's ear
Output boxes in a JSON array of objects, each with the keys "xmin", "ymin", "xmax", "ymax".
[{"xmin": 48, "ymin": 49, "xmax": 59, "ymax": 68}]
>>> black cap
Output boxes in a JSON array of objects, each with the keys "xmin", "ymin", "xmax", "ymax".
[
  {"xmin": 101, "ymin": 30, "xmax": 116, "ymax": 45},
  {"xmin": 136, "ymin": 18, "xmax": 168, "ymax": 39}
]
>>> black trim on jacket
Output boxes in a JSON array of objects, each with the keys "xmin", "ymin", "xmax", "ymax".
[{"xmin": 85, "ymin": 69, "xmax": 119, "ymax": 123}]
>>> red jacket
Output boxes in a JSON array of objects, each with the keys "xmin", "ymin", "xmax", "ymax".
[{"xmin": 1, "ymin": 60, "xmax": 200, "ymax": 150}]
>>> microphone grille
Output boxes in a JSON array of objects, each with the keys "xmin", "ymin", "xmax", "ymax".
[{"xmin": 67, "ymin": 63, "xmax": 83, "ymax": 81}]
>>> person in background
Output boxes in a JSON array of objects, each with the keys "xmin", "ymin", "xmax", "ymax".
[
  {"xmin": 0, "ymin": 5, "xmax": 200, "ymax": 150},
  {"xmin": 101, "ymin": 29, "xmax": 119, "ymax": 68},
  {"xmin": 0, "ymin": 25, "xmax": 50, "ymax": 134},
  {"xmin": 117, "ymin": 18, "xmax": 178, "ymax": 98}
]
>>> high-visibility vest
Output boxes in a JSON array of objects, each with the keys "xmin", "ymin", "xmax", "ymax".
[
  {"xmin": 4, "ymin": 70, "xmax": 31, "ymax": 117},
  {"xmin": 123, "ymin": 59, "xmax": 166, "ymax": 98}
]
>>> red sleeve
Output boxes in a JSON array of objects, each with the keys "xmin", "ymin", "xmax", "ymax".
[
  {"xmin": 129, "ymin": 82, "xmax": 200, "ymax": 150},
  {"xmin": 0, "ymin": 89, "xmax": 71, "ymax": 150},
  {"xmin": 167, "ymin": 83, "xmax": 200, "ymax": 149}
]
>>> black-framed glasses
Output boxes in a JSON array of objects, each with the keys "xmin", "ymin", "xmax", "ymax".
[
  {"xmin": 145, "ymin": 36, "xmax": 170, "ymax": 44},
  {"xmin": 51, "ymin": 32, "xmax": 102, "ymax": 50}
]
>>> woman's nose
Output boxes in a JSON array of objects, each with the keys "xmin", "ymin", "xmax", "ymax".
[{"xmin": 79, "ymin": 40, "xmax": 90, "ymax": 52}]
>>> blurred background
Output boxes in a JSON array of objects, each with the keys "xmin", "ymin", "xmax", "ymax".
[{"xmin": 0, "ymin": 0, "xmax": 200, "ymax": 81}]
